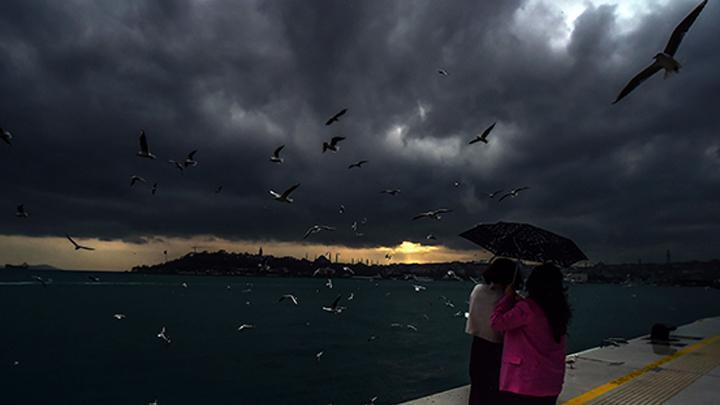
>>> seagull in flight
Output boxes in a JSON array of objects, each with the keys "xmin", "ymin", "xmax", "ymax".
[
  {"xmin": 183, "ymin": 150, "xmax": 198, "ymax": 167},
  {"xmin": 88, "ymin": 275, "xmax": 101, "ymax": 282},
  {"xmin": 157, "ymin": 326, "xmax": 172, "ymax": 345},
  {"xmin": 348, "ymin": 160, "xmax": 368, "ymax": 169},
  {"xmin": 315, "ymin": 350, "xmax": 324, "ymax": 361},
  {"xmin": 412, "ymin": 208, "xmax": 453, "ymax": 220},
  {"xmin": 499, "ymin": 187, "xmax": 530, "ymax": 202},
  {"xmin": 1, "ymin": 127, "xmax": 12, "ymax": 145},
  {"xmin": 406, "ymin": 324, "xmax": 418, "ymax": 332},
  {"xmin": 380, "ymin": 189, "xmax": 400, "ymax": 196},
  {"xmin": 322, "ymin": 295, "xmax": 346, "ymax": 314},
  {"xmin": 15, "ymin": 204, "xmax": 29, "ymax": 218},
  {"xmin": 612, "ymin": 0, "xmax": 708, "ymax": 104},
  {"xmin": 270, "ymin": 183, "xmax": 300, "ymax": 203},
  {"xmin": 279, "ymin": 294, "xmax": 299, "ymax": 305},
  {"xmin": 437, "ymin": 68, "xmax": 449, "ymax": 76},
  {"xmin": 152, "ymin": 183, "xmax": 159, "ymax": 195},
  {"xmin": 113, "ymin": 314, "xmax": 126, "ymax": 320},
  {"xmin": 339, "ymin": 204, "xmax": 345, "ymax": 214},
  {"xmin": 325, "ymin": 279, "xmax": 333, "ymax": 289},
  {"xmin": 487, "ymin": 189, "xmax": 504, "ymax": 198},
  {"xmin": 385, "ymin": 253, "xmax": 393, "ymax": 260},
  {"xmin": 136, "ymin": 130, "xmax": 156, "ymax": 159},
  {"xmin": 65, "ymin": 234, "xmax": 95, "ymax": 251},
  {"xmin": 468, "ymin": 122, "xmax": 496, "ymax": 145},
  {"xmin": 130, "ymin": 175, "xmax": 146, "ymax": 187},
  {"xmin": 237, "ymin": 324, "xmax": 255, "ymax": 332},
  {"xmin": 425, "ymin": 234, "xmax": 436, "ymax": 241},
  {"xmin": 270, "ymin": 145, "xmax": 285, "ymax": 163},
  {"xmin": 304, "ymin": 225, "xmax": 336, "ymax": 239},
  {"xmin": 412, "ymin": 285, "xmax": 427, "ymax": 292},
  {"xmin": 348, "ymin": 292, "xmax": 355, "ymax": 301},
  {"xmin": 325, "ymin": 108, "xmax": 348, "ymax": 126},
  {"xmin": 322, "ymin": 136, "xmax": 346, "ymax": 153}
]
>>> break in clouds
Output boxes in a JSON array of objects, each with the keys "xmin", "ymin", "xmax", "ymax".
[{"xmin": 1, "ymin": 0, "xmax": 719, "ymax": 263}]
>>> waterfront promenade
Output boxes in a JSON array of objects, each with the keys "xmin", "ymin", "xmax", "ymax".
[{"xmin": 402, "ymin": 316, "xmax": 720, "ymax": 404}]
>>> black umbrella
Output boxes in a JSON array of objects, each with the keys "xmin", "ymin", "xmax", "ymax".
[{"xmin": 459, "ymin": 221, "xmax": 588, "ymax": 267}]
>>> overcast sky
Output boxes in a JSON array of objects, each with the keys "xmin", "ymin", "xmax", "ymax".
[{"xmin": 1, "ymin": 0, "xmax": 718, "ymax": 270}]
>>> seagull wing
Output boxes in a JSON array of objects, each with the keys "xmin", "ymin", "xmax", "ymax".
[
  {"xmin": 664, "ymin": 0, "xmax": 708, "ymax": 57},
  {"xmin": 481, "ymin": 122, "xmax": 496, "ymax": 140},
  {"xmin": 273, "ymin": 145, "xmax": 285, "ymax": 157},
  {"xmin": 435, "ymin": 208, "xmax": 453, "ymax": 214},
  {"xmin": 80, "ymin": 245, "xmax": 95, "ymax": 251},
  {"xmin": 330, "ymin": 136, "xmax": 346, "ymax": 147},
  {"xmin": 281, "ymin": 183, "xmax": 300, "ymax": 199},
  {"xmin": 468, "ymin": 136, "xmax": 480, "ymax": 145},
  {"xmin": 269, "ymin": 190, "xmax": 281, "ymax": 198},
  {"xmin": 412, "ymin": 212, "xmax": 429, "ymax": 220},
  {"xmin": 330, "ymin": 295, "xmax": 341, "ymax": 309},
  {"xmin": 187, "ymin": 150, "xmax": 197, "ymax": 160},
  {"xmin": 303, "ymin": 226, "xmax": 317, "ymax": 239},
  {"xmin": 66, "ymin": 234, "xmax": 79, "ymax": 248},
  {"xmin": 514, "ymin": 186, "xmax": 530, "ymax": 192},
  {"xmin": 612, "ymin": 62, "xmax": 662, "ymax": 104},
  {"xmin": 139, "ymin": 131, "xmax": 149, "ymax": 153},
  {"xmin": 498, "ymin": 193, "xmax": 513, "ymax": 202}
]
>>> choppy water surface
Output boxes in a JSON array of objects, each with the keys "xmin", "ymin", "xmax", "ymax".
[{"xmin": 1, "ymin": 270, "xmax": 718, "ymax": 404}]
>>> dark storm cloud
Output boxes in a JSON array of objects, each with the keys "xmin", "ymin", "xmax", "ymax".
[{"xmin": 1, "ymin": 0, "xmax": 719, "ymax": 263}]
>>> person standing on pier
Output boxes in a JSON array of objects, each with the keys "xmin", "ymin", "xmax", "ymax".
[
  {"xmin": 465, "ymin": 258, "xmax": 517, "ymax": 405},
  {"xmin": 491, "ymin": 263, "xmax": 571, "ymax": 405}
]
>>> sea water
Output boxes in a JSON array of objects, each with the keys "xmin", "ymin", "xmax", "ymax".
[{"xmin": 1, "ymin": 270, "xmax": 718, "ymax": 404}]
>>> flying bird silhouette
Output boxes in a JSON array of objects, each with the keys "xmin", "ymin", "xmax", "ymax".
[
  {"xmin": 183, "ymin": 150, "xmax": 198, "ymax": 167},
  {"xmin": 348, "ymin": 160, "xmax": 368, "ymax": 169},
  {"xmin": 322, "ymin": 136, "xmax": 346, "ymax": 153},
  {"xmin": 412, "ymin": 209, "xmax": 453, "ymax": 220},
  {"xmin": 325, "ymin": 108, "xmax": 348, "ymax": 125},
  {"xmin": 380, "ymin": 189, "xmax": 401, "ymax": 196},
  {"xmin": 437, "ymin": 69, "xmax": 449, "ymax": 76},
  {"xmin": 130, "ymin": 176, "xmax": 146, "ymax": 187},
  {"xmin": 499, "ymin": 187, "xmax": 530, "ymax": 202},
  {"xmin": 270, "ymin": 183, "xmax": 300, "ymax": 203},
  {"xmin": 468, "ymin": 122, "xmax": 497, "ymax": 145},
  {"xmin": 65, "ymin": 234, "xmax": 95, "ymax": 251},
  {"xmin": 270, "ymin": 145, "xmax": 285, "ymax": 163},
  {"xmin": 612, "ymin": 0, "xmax": 708, "ymax": 104},
  {"xmin": 16, "ymin": 204, "xmax": 29, "ymax": 218},
  {"xmin": 136, "ymin": 130, "xmax": 156, "ymax": 159},
  {"xmin": 304, "ymin": 225, "xmax": 336, "ymax": 239}
]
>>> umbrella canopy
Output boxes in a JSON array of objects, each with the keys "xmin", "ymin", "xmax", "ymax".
[{"xmin": 459, "ymin": 221, "xmax": 588, "ymax": 267}]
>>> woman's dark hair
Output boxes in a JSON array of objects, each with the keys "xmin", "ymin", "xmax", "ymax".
[
  {"xmin": 483, "ymin": 258, "xmax": 516, "ymax": 286},
  {"xmin": 527, "ymin": 264, "xmax": 572, "ymax": 343}
]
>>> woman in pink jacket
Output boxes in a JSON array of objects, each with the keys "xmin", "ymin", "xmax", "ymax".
[{"xmin": 490, "ymin": 264, "xmax": 571, "ymax": 404}]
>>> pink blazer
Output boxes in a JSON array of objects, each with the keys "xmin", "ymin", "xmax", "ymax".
[{"xmin": 490, "ymin": 294, "xmax": 566, "ymax": 397}]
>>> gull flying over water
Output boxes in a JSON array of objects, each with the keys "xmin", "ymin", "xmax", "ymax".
[
  {"xmin": 612, "ymin": 0, "xmax": 708, "ymax": 104},
  {"xmin": 237, "ymin": 324, "xmax": 255, "ymax": 332},
  {"xmin": 1, "ymin": 127, "xmax": 12, "ymax": 145},
  {"xmin": 270, "ymin": 145, "xmax": 285, "ymax": 163},
  {"xmin": 426, "ymin": 234, "xmax": 436, "ymax": 241},
  {"xmin": 130, "ymin": 176, "xmax": 146, "ymax": 187},
  {"xmin": 412, "ymin": 208, "xmax": 453, "ymax": 220},
  {"xmin": 321, "ymin": 295, "xmax": 346, "ymax": 314},
  {"xmin": 315, "ymin": 350, "xmax": 324, "ymax": 361},
  {"xmin": 412, "ymin": 284, "xmax": 427, "ymax": 292},
  {"xmin": 304, "ymin": 225, "xmax": 336, "ymax": 239},
  {"xmin": 499, "ymin": 186, "xmax": 530, "ymax": 202},
  {"xmin": 322, "ymin": 136, "xmax": 346, "ymax": 153},
  {"xmin": 325, "ymin": 279, "xmax": 333, "ymax": 289},
  {"xmin": 437, "ymin": 68, "xmax": 449, "ymax": 76},
  {"xmin": 16, "ymin": 204, "xmax": 29, "ymax": 218},
  {"xmin": 325, "ymin": 108, "xmax": 348, "ymax": 126},
  {"xmin": 270, "ymin": 183, "xmax": 300, "ymax": 203},
  {"xmin": 348, "ymin": 160, "xmax": 368, "ymax": 169},
  {"xmin": 113, "ymin": 314, "xmax": 126, "ymax": 320},
  {"xmin": 66, "ymin": 234, "xmax": 95, "ymax": 251},
  {"xmin": 406, "ymin": 324, "xmax": 418, "ymax": 332},
  {"xmin": 279, "ymin": 294, "xmax": 299, "ymax": 305},
  {"xmin": 157, "ymin": 326, "xmax": 171, "ymax": 345},
  {"xmin": 136, "ymin": 130, "xmax": 156, "ymax": 159},
  {"xmin": 468, "ymin": 122, "xmax": 496, "ymax": 145},
  {"xmin": 339, "ymin": 204, "xmax": 345, "ymax": 214},
  {"xmin": 32, "ymin": 275, "xmax": 49, "ymax": 287}
]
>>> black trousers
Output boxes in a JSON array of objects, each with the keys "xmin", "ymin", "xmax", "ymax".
[
  {"xmin": 468, "ymin": 336, "xmax": 503, "ymax": 405},
  {"xmin": 501, "ymin": 392, "xmax": 558, "ymax": 405}
]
